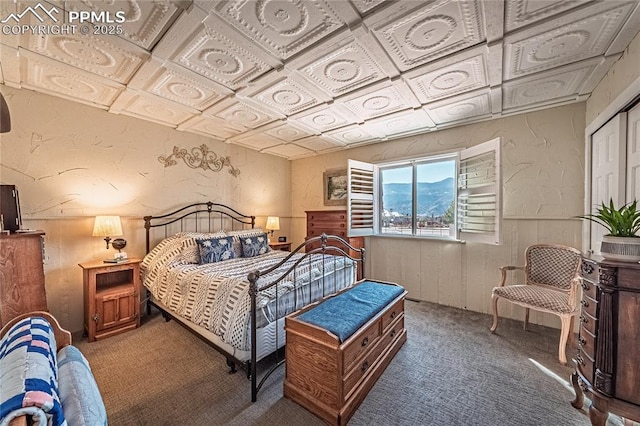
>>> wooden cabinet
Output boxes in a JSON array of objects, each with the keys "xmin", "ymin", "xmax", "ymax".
[
  {"xmin": 0, "ymin": 231, "xmax": 47, "ymax": 327},
  {"xmin": 571, "ymin": 257, "xmax": 640, "ymax": 425},
  {"xmin": 79, "ymin": 259, "xmax": 141, "ymax": 342},
  {"xmin": 285, "ymin": 283, "xmax": 407, "ymax": 425},
  {"xmin": 305, "ymin": 210, "xmax": 364, "ymax": 279},
  {"xmin": 269, "ymin": 242, "xmax": 292, "ymax": 251}
]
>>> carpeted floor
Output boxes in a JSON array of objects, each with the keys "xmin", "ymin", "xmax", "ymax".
[{"xmin": 75, "ymin": 300, "xmax": 620, "ymax": 425}]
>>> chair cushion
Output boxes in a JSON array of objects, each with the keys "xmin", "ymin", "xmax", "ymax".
[{"xmin": 492, "ymin": 285, "xmax": 574, "ymax": 314}]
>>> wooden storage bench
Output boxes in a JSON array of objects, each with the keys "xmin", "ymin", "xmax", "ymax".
[{"xmin": 284, "ymin": 280, "xmax": 407, "ymax": 425}]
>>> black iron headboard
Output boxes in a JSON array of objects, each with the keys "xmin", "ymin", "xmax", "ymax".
[{"xmin": 144, "ymin": 202, "xmax": 256, "ymax": 253}]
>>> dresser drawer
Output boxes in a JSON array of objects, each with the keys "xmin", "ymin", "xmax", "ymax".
[
  {"xmin": 576, "ymin": 347, "xmax": 595, "ymax": 385},
  {"xmin": 581, "ymin": 259, "xmax": 598, "ymax": 282},
  {"xmin": 307, "ymin": 211, "xmax": 347, "ymax": 223},
  {"xmin": 580, "ymin": 294, "xmax": 598, "ymax": 318},
  {"xmin": 342, "ymin": 319, "xmax": 381, "ymax": 374},
  {"xmin": 578, "ymin": 324, "xmax": 596, "ymax": 360},
  {"xmin": 307, "ymin": 228, "xmax": 347, "ymax": 238},
  {"xmin": 580, "ymin": 310, "xmax": 598, "ymax": 335},
  {"xmin": 581, "ymin": 278, "xmax": 597, "ymax": 300},
  {"xmin": 381, "ymin": 298, "xmax": 404, "ymax": 332},
  {"xmin": 342, "ymin": 317, "xmax": 404, "ymax": 399}
]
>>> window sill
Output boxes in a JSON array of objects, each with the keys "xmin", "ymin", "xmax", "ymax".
[{"xmin": 368, "ymin": 234, "xmax": 466, "ymax": 244}]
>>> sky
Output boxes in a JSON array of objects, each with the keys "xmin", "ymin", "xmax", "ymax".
[{"xmin": 382, "ymin": 160, "xmax": 456, "ymax": 184}]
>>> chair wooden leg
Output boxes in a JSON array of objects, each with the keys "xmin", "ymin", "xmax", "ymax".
[
  {"xmin": 490, "ymin": 295, "xmax": 499, "ymax": 332},
  {"xmin": 559, "ymin": 315, "xmax": 571, "ymax": 365},
  {"xmin": 524, "ymin": 308, "xmax": 530, "ymax": 331}
]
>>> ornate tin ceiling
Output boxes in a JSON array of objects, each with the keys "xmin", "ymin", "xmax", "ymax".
[{"xmin": 1, "ymin": 0, "xmax": 639, "ymax": 159}]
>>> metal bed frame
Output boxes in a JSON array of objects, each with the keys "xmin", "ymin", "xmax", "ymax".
[{"xmin": 143, "ymin": 202, "xmax": 365, "ymax": 402}]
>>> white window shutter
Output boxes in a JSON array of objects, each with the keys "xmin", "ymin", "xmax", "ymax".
[
  {"xmin": 348, "ymin": 159, "xmax": 376, "ymax": 237},
  {"xmin": 457, "ymin": 138, "xmax": 502, "ymax": 245}
]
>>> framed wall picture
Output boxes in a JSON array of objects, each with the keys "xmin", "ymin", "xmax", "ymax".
[{"xmin": 323, "ymin": 168, "xmax": 348, "ymax": 206}]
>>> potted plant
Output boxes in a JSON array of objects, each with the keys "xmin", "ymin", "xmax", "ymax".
[{"xmin": 579, "ymin": 199, "xmax": 640, "ymax": 262}]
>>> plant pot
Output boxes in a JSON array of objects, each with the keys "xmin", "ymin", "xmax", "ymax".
[{"xmin": 600, "ymin": 235, "xmax": 640, "ymax": 262}]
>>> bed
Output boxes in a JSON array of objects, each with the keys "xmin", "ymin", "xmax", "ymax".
[{"xmin": 141, "ymin": 202, "xmax": 365, "ymax": 401}]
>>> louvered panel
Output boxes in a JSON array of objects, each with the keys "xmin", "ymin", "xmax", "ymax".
[
  {"xmin": 348, "ymin": 159, "xmax": 376, "ymax": 236},
  {"xmin": 459, "ymin": 152, "xmax": 496, "ymax": 189},
  {"xmin": 458, "ymin": 138, "xmax": 502, "ymax": 245}
]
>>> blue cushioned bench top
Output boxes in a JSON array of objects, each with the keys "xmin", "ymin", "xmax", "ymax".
[{"xmin": 296, "ymin": 281, "xmax": 404, "ymax": 343}]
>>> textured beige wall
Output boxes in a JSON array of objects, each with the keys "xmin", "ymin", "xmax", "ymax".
[
  {"xmin": 0, "ymin": 86, "xmax": 290, "ymax": 332},
  {"xmin": 291, "ymin": 103, "xmax": 586, "ymax": 328},
  {"xmin": 586, "ymin": 29, "xmax": 640, "ymax": 125}
]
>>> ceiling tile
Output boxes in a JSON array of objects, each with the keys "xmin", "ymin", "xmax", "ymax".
[
  {"xmin": 424, "ymin": 89, "xmax": 491, "ymax": 125},
  {"xmin": 153, "ymin": 6, "xmax": 278, "ymax": 91},
  {"xmin": 205, "ymin": 98, "xmax": 281, "ymax": 130},
  {"xmin": 289, "ymin": 103, "xmax": 358, "ymax": 133},
  {"xmin": 350, "ymin": 0, "xmax": 388, "ymax": 16},
  {"xmin": 239, "ymin": 69, "xmax": 329, "ymax": 116},
  {"xmin": 403, "ymin": 45, "xmax": 489, "ymax": 104},
  {"xmin": 261, "ymin": 143, "xmax": 314, "ymax": 159},
  {"xmin": 20, "ymin": 49, "xmax": 123, "ymax": 108},
  {"xmin": 339, "ymin": 79, "xmax": 421, "ymax": 121},
  {"xmin": 21, "ymin": 24, "xmax": 148, "ymax": 84},
  {"xmin": 110, "ymin": 88, "xmax": 197, "ymax": 126},
  {"xmin": 323, "ymin": 123, "xmax": 380, "ymax": 146},
  {"xmin": 367, "ymin": 108, "xmax": 435, "ymax": 139},
  {"xmin": 503, "ymin": 57, "xmax": 602, "ymax": 110},
  {"xmin": 504, "ymin": 0, "xmax": 594, "ymax": 33},
  {"xmin": 293, "ymin": 135, "xmax": 344, "ymax": 152},
  {"xmin": 260, "ymin": 121, "xmax": 315, "ymax": 142},
  {"xmin": 128, "ymin": 58, "xmax": 232, "ymax": 110},
  {"xmin": 59, "ymin": 0, "xmax": 188, "ymax": 50},
  {"xmin": 199, "ymin": 0, "xmax": 360, "ymax": 60},
  {"xmin": 288, "ymin": 25, "xmax": 398, "ymax": 97},
  {"xmin": 229, "ymin": 132, "xmax": 286, "ymax": 151},
  {"xmin": 177, "ymin": 113, "xmax": 243, "ymax": 140},
  {"xmin": 365, "ymin": 0, "xmax": 485, "ymax": 72},
  {"xmin": 503, "ymin": 1, "xmax": 637, "ymax": 80}
]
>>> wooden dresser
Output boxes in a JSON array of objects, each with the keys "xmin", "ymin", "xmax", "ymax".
[
  {"xmin": 571, "ymin": 257, "xmax": 640, "ymax": 425},
  {"xmin": 305, "ymin": 210, "xmax": 364, "ymax": 279},
  {"xmin": 285, "ymin": 281, "xmax": 407, "ymax": 425},
  {"xmin": 0, "ymin": 231, "xmax": 48, "ymax": 327}
]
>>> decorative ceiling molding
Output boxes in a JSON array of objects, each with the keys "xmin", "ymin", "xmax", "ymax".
[{"xmin": 1, "ymin": 0, "xmax": 639, "ymax": 159}]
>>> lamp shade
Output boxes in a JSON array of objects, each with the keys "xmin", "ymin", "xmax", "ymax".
[
  {"xmin": 265, "ymin": 216, "xmax": 280, "ymax": 231},
  {"xmin": 92, "ymin": 216, "xmax": 123, "ymax": 237},
  {"xmin": 0, "ymin": 92, "xmax": 11, "ymax": 133}
]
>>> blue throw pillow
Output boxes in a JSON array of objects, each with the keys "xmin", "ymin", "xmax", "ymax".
[
  {"xmin": 196, "ymin": 236, "xmax": 235, "ymax": 264},
  {"xmin": 240, "ymin": 233, "xmax": 270, "ymax": 258}
]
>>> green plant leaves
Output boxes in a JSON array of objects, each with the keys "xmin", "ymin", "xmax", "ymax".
[{"xmin": 578, "ymin": 198, "xmax": 640, "ymax": 237}]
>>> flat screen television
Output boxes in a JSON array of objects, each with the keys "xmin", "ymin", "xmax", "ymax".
[{"xmin": 0, "ymin": 184, "xmax": 22, "ymax": 232}]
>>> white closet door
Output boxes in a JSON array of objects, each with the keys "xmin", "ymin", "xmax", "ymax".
[
  {"xmin": 590, "ymin": 113, "xmax": 626, "ymax": 254},
  {"xmin": 626, "ymin": 103, "xmax": 640, "ymax": 202}
]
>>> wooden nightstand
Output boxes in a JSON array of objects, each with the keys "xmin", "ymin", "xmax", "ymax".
[
  {"xmin": 79, "ymin": 258, "xmax": 142, "ymax": 342},
  {"xmin": 269, "ymin": 242, "xmax": 292, "ymax": 251}
]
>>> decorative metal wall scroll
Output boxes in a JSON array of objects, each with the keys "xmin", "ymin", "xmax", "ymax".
[{"xmin": 158, "ymin": 145, "xmax": 240, "ymax": 177}]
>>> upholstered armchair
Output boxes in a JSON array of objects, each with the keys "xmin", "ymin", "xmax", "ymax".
[{"xmin": 490, "ymin": 244, "xmax": 583, "ymax": 365}]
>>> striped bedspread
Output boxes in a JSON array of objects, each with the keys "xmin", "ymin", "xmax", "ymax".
[{"xmin": 142, "ymin": 234, "xmax": 356, "ymax": 352}]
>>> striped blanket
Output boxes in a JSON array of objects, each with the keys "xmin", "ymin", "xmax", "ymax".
[
  {"xmin": 0, "ymin": 317, "xmax": 66, "ymax": 426},
  {"xmin": 142, "ymin": 233, "xmax": 356, "ymax": 352}
]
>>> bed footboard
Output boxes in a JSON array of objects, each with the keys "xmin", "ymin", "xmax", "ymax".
[{"xmin": 247, "ymin": 233, "xmax": 365, "ymax": 402}]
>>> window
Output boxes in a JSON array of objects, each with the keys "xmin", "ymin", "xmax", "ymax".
[{"xmin": 347, "ymin": 138, "xmax": 502, "ymax": 245}]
